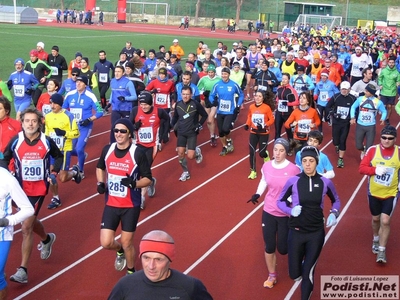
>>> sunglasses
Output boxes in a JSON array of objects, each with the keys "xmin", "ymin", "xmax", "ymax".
[
  {"xmin": 113, "ymin": 128, "xmax": 129, "ymax": 134},
  {"xmin": 71, "ymin": 74, "xmax": 78, "ymax": 76},
  {"xmin": 381, "ymin": 136, "xmax": 395, "ymax": 140}
]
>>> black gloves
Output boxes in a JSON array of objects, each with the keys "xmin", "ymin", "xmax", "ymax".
[
  {"xmin": 256, "ymin": 123, "xmax": 266, "ymax": 133},
  {"xmin": 97, "ymin": 182, "xmax": 106, "ymax": 194},
  {"xmin": 203, "ymin": 90, "xmax": 210, "ymax": 98},
  {"xmin": 7, "ymin": 80, "xmax": 12, "ymax": 90},
  {"xmin": 0, "ymin": 218, "xmax": 10, "ymax": 227},
  {"xmin": 244, "ymin": 125, "xmax": 249, "ymax": 131},
  {"xmin": 120, "ymin": 174, "xmax": 136, "ymax": 188},
  {"xmin": 25, "ymin": 88, "xmax": 33, "ymax": 95},
  {"xmin": 151, "ymin": 88, "xmax": 158, "ymax": 94},
  {"xmin": 359, "ymin": 67, "xmax": 363, "ymax": 72},
  {"xmin": 247, "ymin": 194, "xmax": 260, "ymax": 205},
  {"xmin": 54, "ymin": 128, "xmax": 66, "ymax": 136},
  {"xmin": 79, "ymin": 118, "xmax": 92, "ymax": 127},
  {"xmin": 234, "ymin": 107, "xmax": 240, "ymax": 114},
  {"xmin": 194, "ymin": 123, "xmax": 203, "ymax": 134},
  {"xmin": 118, "ymin": 96, "xmax": 125, "ymax": 102},
  {"xmin": 134, "ymin": 120, "xmax": 142, "ymax": 130}
]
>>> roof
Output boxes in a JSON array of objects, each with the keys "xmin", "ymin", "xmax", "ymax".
[
  {"xmin": 0, "ymin": 5, "xmax": 37, "ymax": 13},
  {"xmin": 283, "ymin": 1, "xmax": 335, "ymax": 7}
]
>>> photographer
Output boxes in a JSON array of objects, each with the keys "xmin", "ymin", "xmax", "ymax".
[{"xmin": 325, "ymin": 81, "xmax": 356, "ymax": 168}]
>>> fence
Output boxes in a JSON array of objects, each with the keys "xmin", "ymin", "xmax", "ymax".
[{"xmin": 1, "ymin": 0, "xmax": 397, "ymax": 27}]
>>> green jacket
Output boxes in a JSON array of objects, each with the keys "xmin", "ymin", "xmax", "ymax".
[
  {"xmin": 0, "ymin": 80, "xmax": 12, "ymax": 102},
  {"xmin": 378, "ymin": 66, "xmax": 400, "ymax": 97}
]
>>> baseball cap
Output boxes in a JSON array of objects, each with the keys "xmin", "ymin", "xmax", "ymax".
[
  {"xmin": 233, "ymin": 42, "xmax": 238, "ymax": 46},
  {"xmin": 173, "ymin": 39, "xmax": 179, "ymax": 43},
  {"xmin": 296, "ymin": 65, "xmax": 305, "ymax": 72},
  {"xmin": 340, "ymin": 81, "xmax": 351, "ymax": 89}
]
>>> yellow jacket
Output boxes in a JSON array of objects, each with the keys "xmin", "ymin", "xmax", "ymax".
[{"xmin": 45, "ymin": 109, "xmax": 80, "ymax": 152}]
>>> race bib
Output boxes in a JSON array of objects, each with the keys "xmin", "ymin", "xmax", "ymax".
[
  {"xmin": 352, "ymin": 64, "xmax": 359, "ymax": 71},
  {"xmin": 155, "ymin": 93, "xmax": 168, "ymax": 106},
  {"xmin": 13, "ymin": 85, "xmax": 24, "ymax": 97},
  {"xmin": 277, "ymin": 99, "xmax": 288, "ymax": 112},
  {"xmin": 49, "ymin": 132, "xmax": 65, "ymax": 149},
  {"xmin": 319, "ymin": 91, "xmax": 329, "ymax": 102},
  {"xmin": 70, "ymin": 108, "xmax": 83, "ymax": 121},
  {"xmin": 42, "ymin": 104, "xmax": 52, "ymax": 115},
  {"xmin": 374, "ymin": 167, "xmax": 394, "ymax": 187},
  {"xmin": 297, "ymin": 119, "xmax": 311, "ymax": 133},
  {"xmin": 219, "ymin": 99, "xmax": 231, "ymax": 112},
  {"xmin": 337, "ymin": 106, "xmax": 349, "ymax": 119},
  {"xmin": 258, "ymin": 85, "xmax": 267, "ymax": 91},
  {"xmin": 138, "ymin": 127, "xmax": 153, "ymax": 143},
  {"xmin": 311, "ymin": 74, "xmax": 317, "ymax": 83},
  {"xmin": 51, "ymin": 66, "xmax": 59, "ymax": 76},
  {"xmin": 251, "ymin": 113, "xmax": 264, "ymax": 127},
  {"xmin": 99, "ymin": 73, "xmax": 108, "ymax": 83},
  {"xmin": 108, "ymin": 174, "xmax": 128, "ymax": 198},
  {"xmin": 21, "ymin": 159, "xmax": 44, "ymax": 181},
  {"xmin": 359, "ymin": 110, "xmax": 374, "ymax": 125}
]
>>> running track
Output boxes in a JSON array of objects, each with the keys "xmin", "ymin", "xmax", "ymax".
[{"xmin": 5, "ymin": 21, "xmax": 400, "ymax": 300}]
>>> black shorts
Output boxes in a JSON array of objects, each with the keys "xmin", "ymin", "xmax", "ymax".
[
  {"xmin": 368, "ymin": 195, "xmax": 397, "ymax": 217},
  {"xmin": 28, "ymin": 196, "xmax": 45, "ymax": 216},
  {"xmin": 101, "ymin": 205, "xmax": 141, "ymax": 232},
  {"xmin": 177, "ymin": 133, "xmax": 197, "ymax": 150},
  {"xmin": 380, "ymin": 95, "xmax": 396, "ymax": 106}
]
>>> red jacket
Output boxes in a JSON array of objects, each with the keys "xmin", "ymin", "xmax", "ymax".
[{"xmin": 0, "ymin": 116, "xmax": 21, "ymax": 153}]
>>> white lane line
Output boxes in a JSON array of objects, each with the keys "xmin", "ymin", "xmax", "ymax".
[
  {"xmin": 13, "ymin": 154, "xmax": 251, "ymax": 299},
  {"xmin": 284, "ymin": 175, "xmax": 367, "ymax": 299}
]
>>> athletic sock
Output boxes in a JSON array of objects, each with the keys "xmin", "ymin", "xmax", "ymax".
[
  {"xmin": 373, "ymin": 236, "xmax": 379, "ymax": 242},
  {"xmin": 127, "ymin": 267, "xmax": 135, "ymax": 274},
  {"xmin": 117, "ymin": 247, "xmax": 125, "ymax": 255},
  {"xmin": 179, "ymin": 157, "xmax": 188, "ymax": 172},
  {"xmin": 53, "ymin": 195, "xmax": 59, "ymax": 200},
  {"xmin": 378, "ymin": 246, "xmax": 386, "ymax": 252},
  {"xmin": 20, "ymin": 266, "xmax": 27, "ymax": 273},
  {"xmin": 269, "ymin": 272, "xmax": 277, "ymax": 278},
  {"xmin": 42, "ymin": 234, "xmax": 51, "ymax": 244}
]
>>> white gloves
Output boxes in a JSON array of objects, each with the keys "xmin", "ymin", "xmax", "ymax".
[
  {"xmin": 291, "ymin": 205, "xmax": 302, "ymax": 217},
  {"xmin": 326, "ymin": 213, "xmax": 337, "ymax": 227},
  {"xmin": 375, "ymin": 166, "xmax": 387, "ymax": 176}
]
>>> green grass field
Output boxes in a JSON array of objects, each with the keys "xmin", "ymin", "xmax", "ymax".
[{"xmin": 0, "ymin": 23, "xmax": 236, "ymax": 81}]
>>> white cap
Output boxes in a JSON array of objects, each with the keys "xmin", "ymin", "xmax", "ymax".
[
  {"xmin": 321, "ymin": 71, "xmax": 329, "ymax": 77},
  {"xmin": 340, "ymin": 81, "xmax": 351, "ymax": 89},
  {"xmin": 37, "ymin": 42, "xmax": 44, "ymax": 48},
  {"xmin": 173, "ymin": 39, "xmax": 179, "ymax": 43},
  {"xmin": 233, "ymin": 42, "xmax": 238, "ymax": 46}
]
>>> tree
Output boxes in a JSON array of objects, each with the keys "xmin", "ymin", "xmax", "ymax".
[
  {"xmin": 194, "ymin": 0, "xmax": 201, "ymax": 25},
  {"xmin": 235, "ymin": 0, "xmax": 243, "ymax": 25}
]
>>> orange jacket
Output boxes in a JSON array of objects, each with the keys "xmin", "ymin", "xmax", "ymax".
[
  {"xmin": 169, "ymin": 45, "xmax": 185, "ymax": 60},
  {"xmin": 284, "ymin": 107, "xmax": 321, "ymax": 140},
  {"xmin": 317, "ymin": 67, "xmax": 341, "ymax": 86},
  {"xmin": 245, "ymin": 103, "xmax": 274, "ymax": 135}
]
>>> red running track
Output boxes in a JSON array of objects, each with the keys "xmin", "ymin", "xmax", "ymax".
[{"xmin": 6, "ymin": 22, "xmax": 400, "ymax": 300}]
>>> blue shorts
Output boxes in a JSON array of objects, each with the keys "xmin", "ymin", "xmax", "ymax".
[
  {"xmin": 0, "ymin": 241, "xmax": 12, "ymax": 290},
  {"xmin": 50, "ymin": 151, "xmax": 72, "ymax": 171},
  {"xmin": 15, "ymin": 100, "xmax": 32, "ymax": 113},
  {"xmin": 380, "ymin": 95, "xmax": 396, "ymax": 106}
]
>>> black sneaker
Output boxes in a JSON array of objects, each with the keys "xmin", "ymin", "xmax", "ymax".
[
  {"xmin": 72, "ymin": 165, "xmax": 82, "ymax": 184},
  {"xmin": 219, "ymin": 147, "xmax": 228, "ymax": 156}
]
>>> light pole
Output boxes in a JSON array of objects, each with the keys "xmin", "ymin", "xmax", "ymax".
[{"xmin": 345, "ymin": 0, "xmax": 349, "ymax": 26}]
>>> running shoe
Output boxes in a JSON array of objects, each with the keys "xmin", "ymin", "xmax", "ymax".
[
  {"xmin": 248, "ymin": 170, "xmax": 257, "ymax": 180},
  {"xmin": 157, "ymin": 143, "xmax": 162, "ymax": 152},
  {"xmin": 47, "ymin": 198, "xmax": 61, "ymax": 209},
  {"xmin": 372, "ymin": 240, "xmax": 379, "ymax": 254},
  {"xmin": 210, "ymin": 136, "xmax": 217, "ymax": 147},
  {"xmin": 195, "ymin": 147, "xmax": 203, "ymax": 164},
  {"xmin": 80, "ymin": 172, "xmax": 85, "ymax": 180},
  {"xmin": 115, "ymin": 252, "xmax": 126, "ymax": 271},
  {"xmin": 10, "ymin": 268, "xmax": 28, "ymax": 284},
  {"xmin": 147, "ymin": 177, "xmax": 156, "ymax": 198},
  {"xmin": 337, "ymin": 158, "xmax": 344, "ymax": 168},
  {"xmin": 140, "ymin": 196, "xmax": 145, "ymax": 210},
  {"xmin": 263, "ymin": 151, "xmax": 270, "ymax": 162},
  {"xmin": 72, "ymin": 165, "xmax": 82, "ymax": 184},
  {"xmin": 376, "ymin": 250, "xmax": 387, "ymax": 263},
  {"xmin": 179, "ymin": 171, "xmax": 190, "ymax": 181},
  {"xmin": 219, "ymin": 147, "xmax": 228, "ymax": 156},
  {"xmin": 226, "ymin": 141, "xmax": 234, "ymax": 153},
  {"xmin": 263, "ymin": 276, "xmax": 277, "ymax": 288},
  {"xmin": 38, "ymin": 233, "xmax": 56, "ymax": 260}
]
